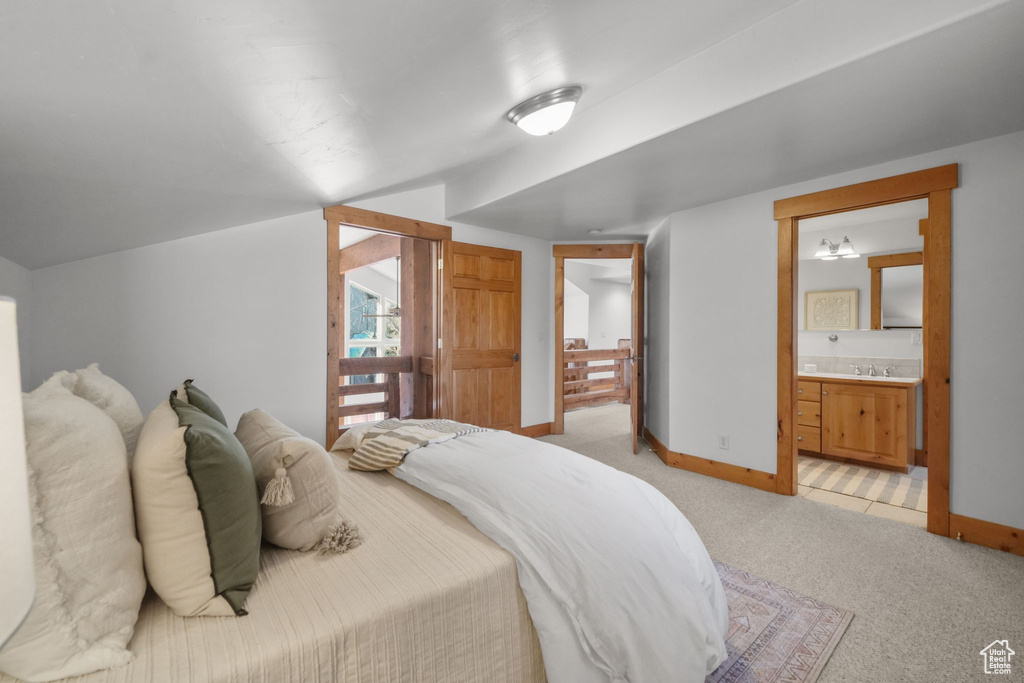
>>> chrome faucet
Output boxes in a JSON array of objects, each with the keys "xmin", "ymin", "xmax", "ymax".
[
  {"xmin": 850, "ymin": 365, "xmax": 862, "ymax": 376},
  {"xmin": 868, "ymin": 364, "xmax": 877, "ymax": 377},
  {"xmin": 883, "ymin": 366, "xmax": 895, "ymax": 378}
]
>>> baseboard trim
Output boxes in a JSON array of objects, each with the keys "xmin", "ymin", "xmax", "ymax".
[
  {"xmin": 643, "ymin": 428, "xmax": 777, "ymax": 493},
  {"xmin": 949, "ymin": 513, "xmax": 1023, "ymax": 557},
  {"xmin": 519, "ymin": 422, "xmax": 554, "ymax": 438}
]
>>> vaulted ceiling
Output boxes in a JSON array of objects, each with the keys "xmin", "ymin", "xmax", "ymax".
[{"xmin": 1, "ymin": 0, "xmax": 1022, "ymax": 268}]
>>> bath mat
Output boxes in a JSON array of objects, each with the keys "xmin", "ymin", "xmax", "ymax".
[
  {"xmin": 708, "ymin": 561, "xmax": 852, "ymax": 683},
  {"xmin": 798, "ymin": 456, "xmax": 926, "ymax": 511}
]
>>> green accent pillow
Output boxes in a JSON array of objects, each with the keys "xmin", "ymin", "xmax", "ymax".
[
  {"xmin": 183, "ymin": 379, "xmax": 227, "ymax": 426},
  {"xmin": 170, "ymin": 396, "xmax": 261, "ymax": 615}
]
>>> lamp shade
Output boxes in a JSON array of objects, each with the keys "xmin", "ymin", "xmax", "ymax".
[{"xmin": 0, "ymin": 297, "xmax": 34, "ymax": 650}]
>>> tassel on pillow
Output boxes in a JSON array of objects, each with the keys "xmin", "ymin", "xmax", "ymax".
[
  {"xmin": 261, "ymin": 455, "xmax": 295, "ymax": 507},
  {"xmin": 314, "ymin": 520, "xmax": 363, "ymax": 555}
]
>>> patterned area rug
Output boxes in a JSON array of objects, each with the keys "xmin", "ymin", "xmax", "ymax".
[
  {"xmin": 708, "ymin": 562, "xmax": 852, "ymax": 683},
  {"xmin": 798, "ymin": 456, "xmax": 926, "ymax": 511}
]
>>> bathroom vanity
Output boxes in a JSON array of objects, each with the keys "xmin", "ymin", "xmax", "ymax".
[{"xmin": 796, "ymin": 373, "xmax": 923, "ymax": 473}]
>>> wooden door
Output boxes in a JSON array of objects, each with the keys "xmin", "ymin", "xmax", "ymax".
[
  {"xmin": 630, "ymin": 244, "xmax": 645, "ymax": 453},
  {"xmin": 821, "ymin": 382, "xmax": 909, "ymax": 468},
  {"xmin": 441, "ymin": 241, "xmax": 521, "ymax": 431}
]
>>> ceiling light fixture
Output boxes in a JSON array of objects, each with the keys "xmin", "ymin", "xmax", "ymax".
[
  {"xmin": 506, "ymin": 86, "xmax": 583, "ymax": 136},
  {"xmin": 814, "ymin": 236, "xmax": 858, "ymax": 261},
  {"xmin": 588, "ymin": 229, "xmax": 603, "ymax": 235}
]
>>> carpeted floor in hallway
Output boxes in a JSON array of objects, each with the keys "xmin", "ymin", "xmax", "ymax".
[{"xmin": 541, "ymin": 403, "xmax": 1024, "ymax": 682}]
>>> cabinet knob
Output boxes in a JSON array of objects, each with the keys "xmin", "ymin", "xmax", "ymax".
[
  {"xmin": 822, "ymin": 391, "xmax": 828, "ymax": 396},
  {"xmin": 797, "ymin": 388, "xmax": 803, "ymax": 394},
  {"xmin": 797, "ymin": 436, "xmax": 803, "ymax": 441},
  {"xmin": 797, "ymin": 411, "xmax": 803, "ymax": 416}
]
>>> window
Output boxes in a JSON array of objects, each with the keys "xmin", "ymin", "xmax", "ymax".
[{"xmin": 344, "ymin": 279, "xmax": 400, "ymax": 390}]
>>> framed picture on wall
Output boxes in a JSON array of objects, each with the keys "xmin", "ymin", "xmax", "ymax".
[{"xmin": 805, "ymin": 289, "xmax": 858, "ymax": 330}]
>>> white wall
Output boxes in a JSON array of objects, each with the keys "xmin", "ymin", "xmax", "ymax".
[
  {"xmin": 652, "ymin": 129, "xmax": 1024, "ymax": 529},
  {"xmin": 563, "ymin": 279, "xmax": 589, "ymax": 341},
  {"xmin": 644, "ymin": 218, "xmax": 672, "ymax": 444},
  {"xmin": 563, "ymin": 261, "xmax": 632, "ymax": 350},
  {"xmin": 798, "ymin": 257, "xmax": 873, "ymax": 330},
  {"xmin": 0, "ymin": 254, "xmax": 32, "ymax": 383},
  {"xmin": 26, "ymin": 183, "xmax": 557, "ymax": 439},
  {"xmin": 29, "ymin": 210, "xmax": 326, "ymax": 440}
]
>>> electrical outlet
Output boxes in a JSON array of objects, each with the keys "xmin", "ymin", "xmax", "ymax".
[{"xmin": 718, "ymin": 435, "xmax": 729, "ymax": 450}]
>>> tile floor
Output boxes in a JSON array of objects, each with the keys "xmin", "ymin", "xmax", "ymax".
[{"xmin": 798, "ymin": 461, "xmax": 928, "ymax": 528}]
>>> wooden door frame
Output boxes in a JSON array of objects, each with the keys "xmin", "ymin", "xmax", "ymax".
[
  {"xmin": 324, "ymin": 205, "xmax": 452, "ymax": 448},
  {"xmin": 552, "ymin": 243, "xmax": 640, "ymax": 435},
  {"xmin": 774, "ymin": 163, "xmax": 957, "ymax": 537}
]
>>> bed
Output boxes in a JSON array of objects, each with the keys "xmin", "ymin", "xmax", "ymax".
[
  {"xmin": 23, "ymin": 424, "xmax": 728, "ymax": 683},
  {"xmin": 35, "ymin": 457, "xmax": 546, "ymax": 683}
]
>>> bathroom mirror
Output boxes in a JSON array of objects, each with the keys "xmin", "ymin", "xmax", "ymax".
[
  {"xmin": 880, "ymin": 264, "xmax": 923, "ymax": 329},
  {"xmin": 797, "ymin": 200, "xmax": 926, "ymax": 332}
]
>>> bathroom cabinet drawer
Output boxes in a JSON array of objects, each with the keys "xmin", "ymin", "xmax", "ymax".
[
  {"xmin": 797, "ymin": 425, "xmax": 820, "ymax": 452},
  {"xmin": 797, "ymin": 381, "xmax": 821, "ymax": 402},
  {"xmin": 797, "ymin": 400, "xmax": 821, "ymax": 427}
]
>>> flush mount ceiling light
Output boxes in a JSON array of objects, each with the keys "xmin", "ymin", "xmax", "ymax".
[
  {"xmin": 506, "ymin": 86, "xmax": 583, "ymax": 136},
  {"xmin": 814, "ymin": 236, "xmax": 859, "ymax": 260}
]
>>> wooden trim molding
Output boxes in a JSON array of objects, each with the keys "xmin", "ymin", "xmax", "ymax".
[
  {"xmin": 518, "ymin": 422, "xmax": 554, "ymax": 438},
  {"xmin": 777, "ymin": 216, "xmax": 799, "ymax": 495},
  {"xmin": 949, "ymin": 514, "xmax": 1023, "ymax": 557},
  {"xmin": 774, "ymin": 164, "xmax": 958, "ymax": 536},
  {"xmin": 325, "ymin": 205, "xmax": 450, "ymax": 446},
  {"xmin": 868, "ymin": 251, "xmax": 923, "ymax": 330},
  {"xmin": 644, "ymin": 428, "xmax": 777, "ymax": 493},
  {"xmin": 325, "ymin": 204, "xmax": 452, "ymax": 241},
  {"xmin": 774, "ymin": 164, "xmax": 958, "ymax": 219},
  {"xmin": 554, "ymin": 255, "xmax": 565, "ymax": 434},
  {"xmin": 553, "ymin": 243, "xmax": 634, "ymax": 259},
  {"xmin": 866, "ymin": 252, "xmax": 924, "ymax": 269},
  {"xmin": 552, "ymin": 243, "xmax": 640, "ymax": 437}
]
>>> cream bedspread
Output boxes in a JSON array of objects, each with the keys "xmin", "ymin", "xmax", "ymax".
[{"xmin": 21, "ymin": 457, "xmax": 545, "ymax": 683}]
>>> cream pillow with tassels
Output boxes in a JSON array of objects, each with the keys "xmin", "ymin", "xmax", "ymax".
[{"xmin": 236, "ymin": 409, "xmax": 361, "ymax": 555}]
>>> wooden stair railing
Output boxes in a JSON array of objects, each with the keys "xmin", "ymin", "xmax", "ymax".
[
  {"xmin": 337, "ymin": 355, "xmax": 413, "ymax": 434},
  {"xmin": 563, "ymin": 348, "xmax": 631, "ymax": 411}
]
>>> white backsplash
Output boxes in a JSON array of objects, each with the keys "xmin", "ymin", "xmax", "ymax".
[{"xmin": 798, "ymin": 355, "xmax": 921, "ymax": 378}]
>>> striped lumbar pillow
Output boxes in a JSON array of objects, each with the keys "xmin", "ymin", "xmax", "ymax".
[
  {"xmin": 348, "ymin": 419, "xmax": 490, "ymax": 471},
  {"xmin": 132, "ymin": 387, "xmax": 261, "ymax": 617}
]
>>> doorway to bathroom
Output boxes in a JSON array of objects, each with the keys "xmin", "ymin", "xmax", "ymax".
[
  {"xmin": 774, "ymin": 164, "xmax": 956, "ymax": 538},
  {"xmin": 794, "ymin": 201, "xmax": 928, "ymax": 527}
]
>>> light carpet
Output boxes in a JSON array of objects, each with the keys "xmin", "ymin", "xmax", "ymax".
[
  {"xmin": 540, "ymin": 404, "xmax": 1024, "ymax": 683},
  {"xmin": 798, "ymin": 456, "xmax": 927, "ymax": 512}
]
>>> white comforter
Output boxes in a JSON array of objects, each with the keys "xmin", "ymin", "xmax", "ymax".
[{"xmin": 394, "ymin": 430, "xmax": 728, "ymax": 683}]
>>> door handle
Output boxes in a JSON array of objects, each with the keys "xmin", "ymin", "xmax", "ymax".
[{"xmin": 513, "ymin": 353, "xmax": 520, "ymax": 362}]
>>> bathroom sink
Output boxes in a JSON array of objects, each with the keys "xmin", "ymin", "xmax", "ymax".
[{"xmin": 797, "ymin": 371, "xmax": 921, "ymax": 384}]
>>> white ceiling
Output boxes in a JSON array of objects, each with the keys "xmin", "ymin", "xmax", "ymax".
[
  {"xmin": 450, "ymin": 2, "xmax": 1024, "ymax": 240},
  {"xmin": 3, "ymin": 1, "xmax": 1022, "ymax": 269},
  {"xmin": 0, "ymin": 0, "xmax": 798, "ymax": 268},
  {"xmin": 567, "ymin": 258, "xmax": 632, "ymax": 284}
]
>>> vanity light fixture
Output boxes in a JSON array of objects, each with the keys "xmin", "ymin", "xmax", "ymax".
[
  {"xmin": 506, "ymin": 86, "xmax": 583, "ymax": 136},
  {"xmin": 814, "ymin": 236, "xmax": 859, "ymax": 260}
]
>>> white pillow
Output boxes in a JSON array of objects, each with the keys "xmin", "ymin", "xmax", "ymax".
[
  {"xmin": 0, "ymin": 379, "xmax": 146, "ymax": 682},
  {"xmin": 330, "ymin": 422, "xmax": 376, "ymax": 453},
  {"xmin": 68, "ymin": 364, "xmax": 145, "ymax": 460}
]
